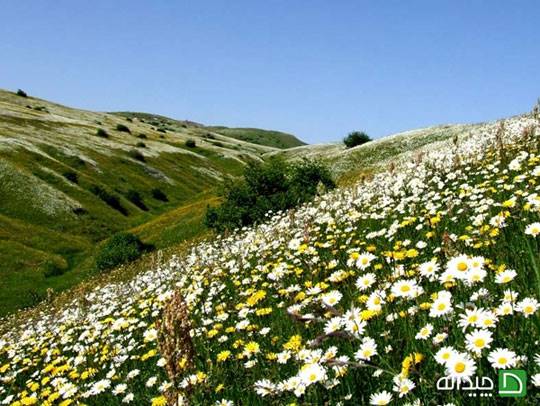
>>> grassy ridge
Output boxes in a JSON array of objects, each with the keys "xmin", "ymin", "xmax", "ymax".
[
  {"xmin": 207, "ymin": 126, "xmax": 306, "ymax": 149},
  {"xmin": 1, "ymin": 113, "xmax": 538, "ymax": 405},
  {"xmin": 0, "ymin": 89, "xmax": 290, "ymax": 315}
]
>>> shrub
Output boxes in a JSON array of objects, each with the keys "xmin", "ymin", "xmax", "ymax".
[
  {"xmin": 125, "ymin": 189, "xmax": 148, "ymax": 211},
  {"xmin": 96, "ymin": 128, "xmax": 109, "ymax": 138},
  {"xmin": 137, "ymin": 133, "xmax": 147, "ymax": 139},
  {"xmin": 205, "ymin": 158, "xmax": 335, "ymax": 231},
  {"xmin": 62, "ymin": 171, "xmax": 78, "ymax": 183},
  {"xmin": 212, "ymin": 141, "xmax": 224, "ymax": 148},
  {"xmin": 128, "ymin": 149, "xmax": 145, "ymax": 162},
  {"xmin": 343, "ymin": 131, "xmax": 371, "ymax": 148},
  {"xmin": 136, "ymin": 141, "xmax": 146, "ymax": 148},
  {"xmin": 185, "ymin": 139, "xmax": 197, "ymax": 148},
  {"xmin": 116, "ymin": 124, "xmax": 131, "ymax": 133},
  {"xmin": 16, "ymin": 89, "xmax": 28, "ymax": 97},
  {"xmin": 157, "ymin": 128, "xmax": 167, "ymax": 133},
  {"xmin": 151, "ymin": 188, "xmax": 168, "ymax": 202},
  {"xmin": 43, "ymin": 261, "xmax": 66, "ymax": 278},
  {"xmin": 95, "ymin": 232, "xmax": 146, "ymax": 272},
  {"xmin": 72, "ymin": 207, "xmax": 88, "ymax": 215},
  {"xmin": 89, "ymin": 185, "xmax": 127, "ymax": 215}
]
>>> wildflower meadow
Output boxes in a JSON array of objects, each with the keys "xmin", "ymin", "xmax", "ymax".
[{"xmin": 2, "ymin": 114, "xmax": 540, "ymax": 405}]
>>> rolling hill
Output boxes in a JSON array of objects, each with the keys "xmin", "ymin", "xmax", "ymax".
[
  {"xmin": 0, "ymin": 89, "xmax": 300, "ymax": 315},
  {"xmin": 269, "ymin": 117, "xmax": 529, "ymax": 184},
  {"xmin": 1, "ymin": 103, "xmax": 538, "ymax": 405},
  {"xmin": 206, "ymin": 126, "xmax": 305, "ymax": 149}
]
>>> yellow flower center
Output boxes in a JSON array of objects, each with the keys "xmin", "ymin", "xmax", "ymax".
[
  {"xmin": 498, "ymin": 357, "xmax": 507, "ymax": 365},
  {"xmin": 401, "ymin": 285, "xmax": 411, "ymax": 292},
  {"xmin": 457, "ymin": 262, "xmax": 468, "ymax": 272},
  {"xmin": 474, "ymin": 338, "xmax": 485, "ymax": 348},
  {"xmin": 454, "ymin": 362, "xmax": 466, "ymax": 373}
]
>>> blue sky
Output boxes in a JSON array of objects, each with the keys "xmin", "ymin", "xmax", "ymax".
[{"xmin": 1, "ymin": 1, "xmax": 539, "ymax": 143}]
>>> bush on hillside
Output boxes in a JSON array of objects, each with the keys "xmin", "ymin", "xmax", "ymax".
[
  {"xmin": 95, "ymin": 232, "xmax": 146, "ymax": 272},
  {"xmin": 96, "ymin": 128, "xmax": 109, "ymax": 138},
  {"xmin": 136, "ymin": 141, "xmax": 146, "ymax": 148},
  {"xmin": 62, "ymin": 171, "xmax": 78, "ymax": 184},
  {"xmin": 89, "ymin": 185, "xmax": 128, "ymax": 215},
  {"xmin": 16, "ymin": 89, "xmax": 28, "ymax": 97},
  {"xmin": 205, "ymin": 158, "xmax": 335, "ymax": 231},
  {"xmin": 125, "ymin": 189, "xmax": 148, "ymax": 211},
  {"xmin": 151, "ymin": 188, "xmax": 168, "ymax": 202},
  {"xmin": 343, "ymin": 131, "xmax": 371, "ymax": 148},
  {"xmin": 116, "ymin": 124, "xmax": 131, "ymax": 133},
  {"xmin": 185, "ymin": 139, "xmax": 197, "ymax": 148},
  {"xmin": 42, "ymin": 261, "xmax": 66, "ymax": 278},
  {"xmin": 128, "ymin": 149, "xmax": 145, "ymax": 162}
]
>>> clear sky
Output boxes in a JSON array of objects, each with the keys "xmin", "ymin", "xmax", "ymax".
[{"xmin": 1, "ymin": 1, "xmax": 539, "ymax": 143}]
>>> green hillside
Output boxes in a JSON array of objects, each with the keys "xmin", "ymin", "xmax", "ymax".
[
  {"xmin": 207, "ymin": 126, "xmax": 306, "ymax": 149},
  {"xmin": 112, "ymin": 112, "xmax": 306, "ymax": 149},
  {"xmin": 269, "ymin": 118, "xmax": 525, "ymax": 184},
  {"xmin": 0, "ymin": 89, "xmax": 295, "ymax": 315},
  {"xmin": 2, "ymin": 107, "xmax": 539, "ymax": 405}
]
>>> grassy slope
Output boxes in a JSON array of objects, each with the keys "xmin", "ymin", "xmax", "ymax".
[
  {"xmin": 112, "ymin": 112, "xmax": 306, "ymax": 150},
  {"xmin": 2, "ymin": 111, "xmax": 538, "ymax": 405},
  {"xmin": 0, "ymin": 89, "xmax": 284, "ymax": 315},
  {"xmin": 207, "ymin": 126, "xmax": 306, "ymax": 149},
  {"xmin": 269, "ymin": 119, "xmax": 521, "ymax": 185}
]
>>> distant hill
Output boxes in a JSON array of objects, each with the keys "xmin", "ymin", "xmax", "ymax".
[
  {"xmin": 112, "ymin": 112, "xmax": 306, "ymax": 149},
  {"xmin": 268, "ymin": 116, "xmax": 528, "ymax": 184},
  {"xmin": 0, "ymin": 89, "xmax": 300, "ymax": 315},
  {"xmin": 206, "ymin": 126, "xmax": 306, "ymax": 149}
]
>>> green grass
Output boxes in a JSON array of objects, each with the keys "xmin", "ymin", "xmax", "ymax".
[
  {"xmin": 112, "ymin": 112, "xmax": 305, "ymax": 149},
  {"xmin": 208, "ymin": 126, "xmax": 306, "ymax": 149},
  {"xmin": 0, "ymin": 88, "xmax": 286, "ymax": 316}
]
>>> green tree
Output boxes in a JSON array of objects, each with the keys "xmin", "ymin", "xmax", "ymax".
[
  {"xmin": 205, "ymin": 158, "xmax": 335, "ymax": 231},
  {"xmin": 95, "ymin": 232, "xmax": 147, "ymax": 272},
  {"xmin": 343, "ymin": 131, "xmax": 371, "ymax": 148}
]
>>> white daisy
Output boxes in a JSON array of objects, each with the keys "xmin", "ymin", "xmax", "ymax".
[
  {"xmin": 516, "ymin": 297, "xmax": 539, "ymax": 317},
  {"xmin": 321, "ymin": 290, "xmax": 343, "ymax": 307},
  {"xmin": 445, "ymin": 352, "xmax": 477, "ymax": 380},
  {"xmin": 525, "ymin": 222, "xmax": 540, "ymax": 236},
  {"xmin": 356, "ymin": 273, "xmax": 376, "ymax": 291},
  {"xmin": 356, "ymin": 252, "xmax": 377, "ymax": 269},
  {"xmin": 369, "ymin": 390, "xmax": 393, "ymax": 405},
  {"xmin": 415, "ymin": 324, "xmax": 433, "ymax": 340},
  {"xmin": 488, "ymin": 348, "xmax": 517, "ymax": 369},
  {"xmin": 495, "ymin": 269, "xmax": 517, "ymax": 284},
  {"xmin": 465, "ymin": 329, "xmax": 493, "ymax": 354}
]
